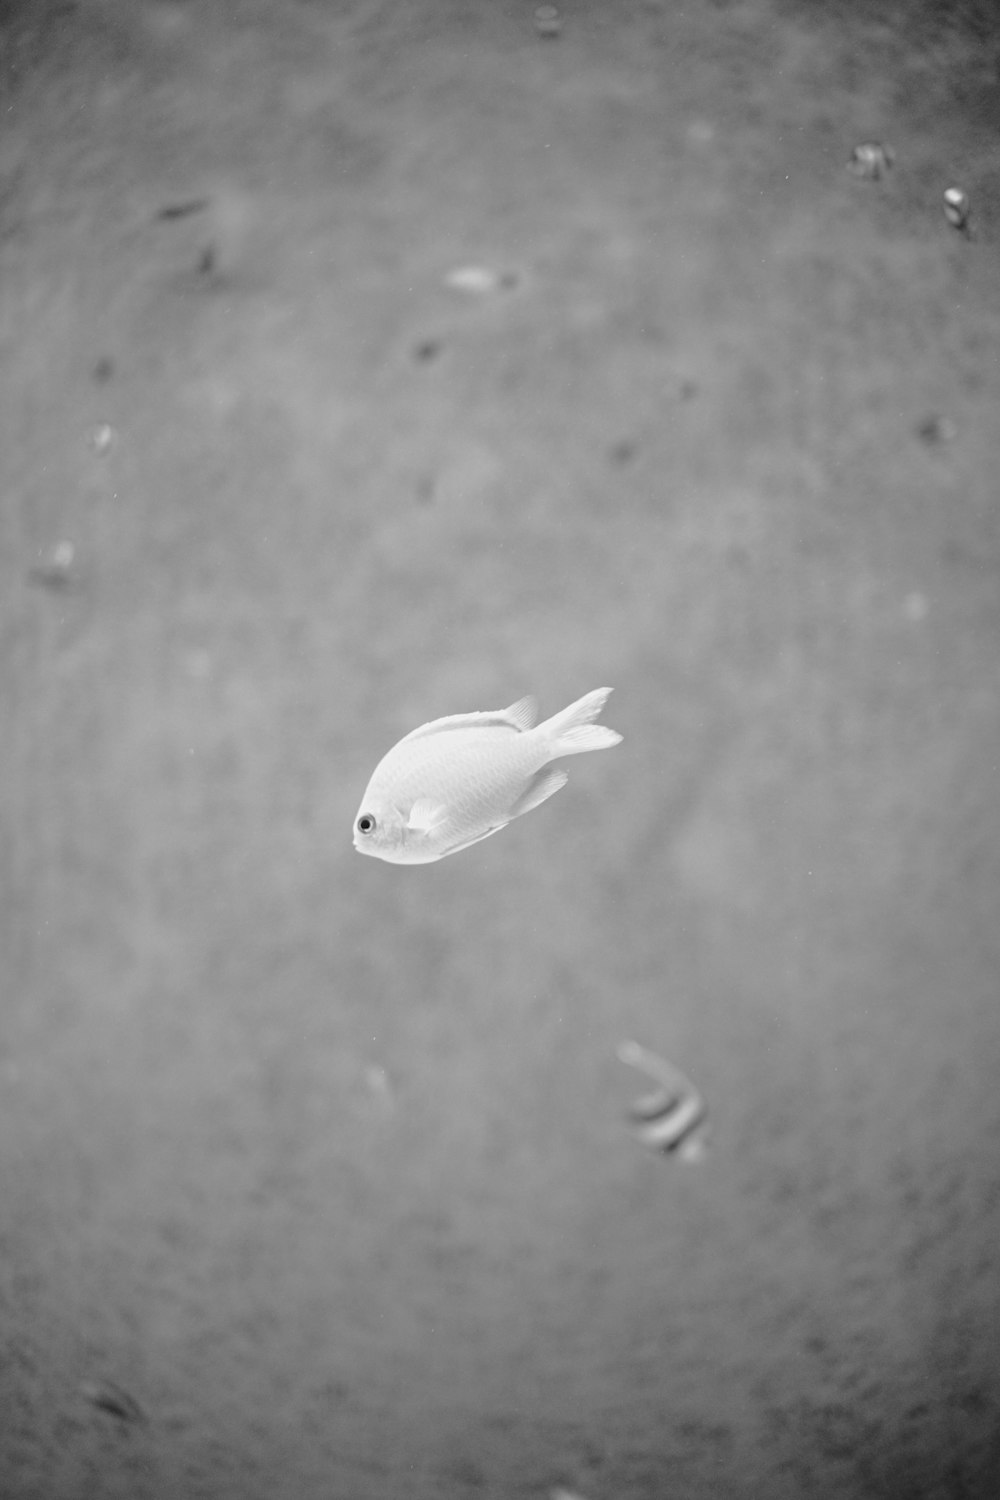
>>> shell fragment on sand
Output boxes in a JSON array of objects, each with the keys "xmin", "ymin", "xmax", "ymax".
[
  {"xmin": 847, "ymin": 141, "xmax": 894, "ymax": 179},
  {"xmin": 943, "ymin": 187, "xmax": 971, "ymax": 232},
  {"xmin": 29, "ymin": 540, "xmax": 76, "ymax": 589},
  {"xmin": 443, "ymin": 265, "xmax": 519, "ymax": 294},
  {"xmin": 364, "ymin": 1063, "xmax": 395, "ymax": 1117},
  {"xmin": 156, "ymin": 198, "xmax": 210, "ymax": 221},
  {"xmin": 534, "ymin": 6, "xmax": 562, "ymax": 37},
  {"xmin": 903, "ymin": 591, "xmax": 929, "ymax": 622},
  {"xmin": 618, "ymin": 1039, "xmax": 708, "ymax": 1160},
  {"xmin": 80, "ymin": 1379, "xmax": 146, "ymax": 1423},
  {"xmin": 916, "ymin": 413, "xmax": 957, "ymax": 445},
  {"xmin": 87, "ymin": 422, "xmax": 117, "ymax": 456}
]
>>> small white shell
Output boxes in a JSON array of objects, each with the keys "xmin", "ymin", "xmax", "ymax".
[
  {"xmin": 618, "ymin": 1039, "xmax": 709, "ymax": 1159},
  {"xmin": 943, "ymin": 187, "xmax": 970, "ymax": 230},
  {"xmin": 534, "ymin": 6, "xmax": 562, "ymax": 37},
  {"xmin": 29, "ymin": 539, "xmax": 76, "ymax": 588},
  {"xmin": 632, "ymin": 1091, "xmax": 707, "ymax": 1153},
  {"xmin": 364, "ymin": 1064, "xmax": 395, "ymax": 1117},
  {"xmin": 87, "ymin": 422, "xmax": 116, "ymax": 456},
  {"xmin": 443, "ymin": 265, "xmax": 518, "ymax": 294},
  {"xmin": 847, "ymin": 141, "xmax": 894, "ymax": 179}
]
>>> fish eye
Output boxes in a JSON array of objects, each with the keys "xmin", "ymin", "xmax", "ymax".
[{"xmin": 356, "ymin": 814, "xmax": 376, "ymax": 835}]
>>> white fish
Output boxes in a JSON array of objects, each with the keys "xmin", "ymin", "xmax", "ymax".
[{"xmin": 353, "ymin": 687, "xmax": 622, "ymax": 864}]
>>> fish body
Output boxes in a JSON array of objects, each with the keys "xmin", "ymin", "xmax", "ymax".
[{"xmin": 353, "ymin": 687, "xmax": 621, "ymax": 864}]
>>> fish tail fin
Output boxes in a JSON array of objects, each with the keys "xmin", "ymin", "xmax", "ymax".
[{"xmin": 540, "ymin": 687, "xmax": 622, "ymax": 757}]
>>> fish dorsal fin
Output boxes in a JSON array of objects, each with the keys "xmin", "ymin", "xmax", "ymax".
[
  {"xmin": 406, "ymin": 798, "xmax": 449, "ymax": 833},
  {"xmin": 397, "ymin": 695, "xmax": 538, "ymax": 745},
  {"xmin": 502, "ymin": 695, "xmax": 538, "ymax": 731}
]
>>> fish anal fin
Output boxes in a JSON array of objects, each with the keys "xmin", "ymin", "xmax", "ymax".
[
  {"xmin": 508, "ymin": 766, "xmax": 568, "ymax": 820},
  {"xmin": 442, "ymin": 822, "xmax": 508, "ymax": 856}
]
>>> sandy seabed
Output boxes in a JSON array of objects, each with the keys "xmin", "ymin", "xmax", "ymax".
[{"xmin": 2, "ymin": 1, "xmax": 999, "ymax": 1496}]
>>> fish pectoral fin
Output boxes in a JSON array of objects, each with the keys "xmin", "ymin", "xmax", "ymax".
[
  {"xmin": 406, "ymin": 798, "xmax": 450, "ymax": 835},
  {"xmin": 508, "ymin": 767, "xmax": 568, "ymax": 820}
]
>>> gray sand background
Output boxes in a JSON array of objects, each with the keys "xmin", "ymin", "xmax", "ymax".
[{"xmin": 2, "ymin": 0, "xmax": 999, "ymax": 1495}]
